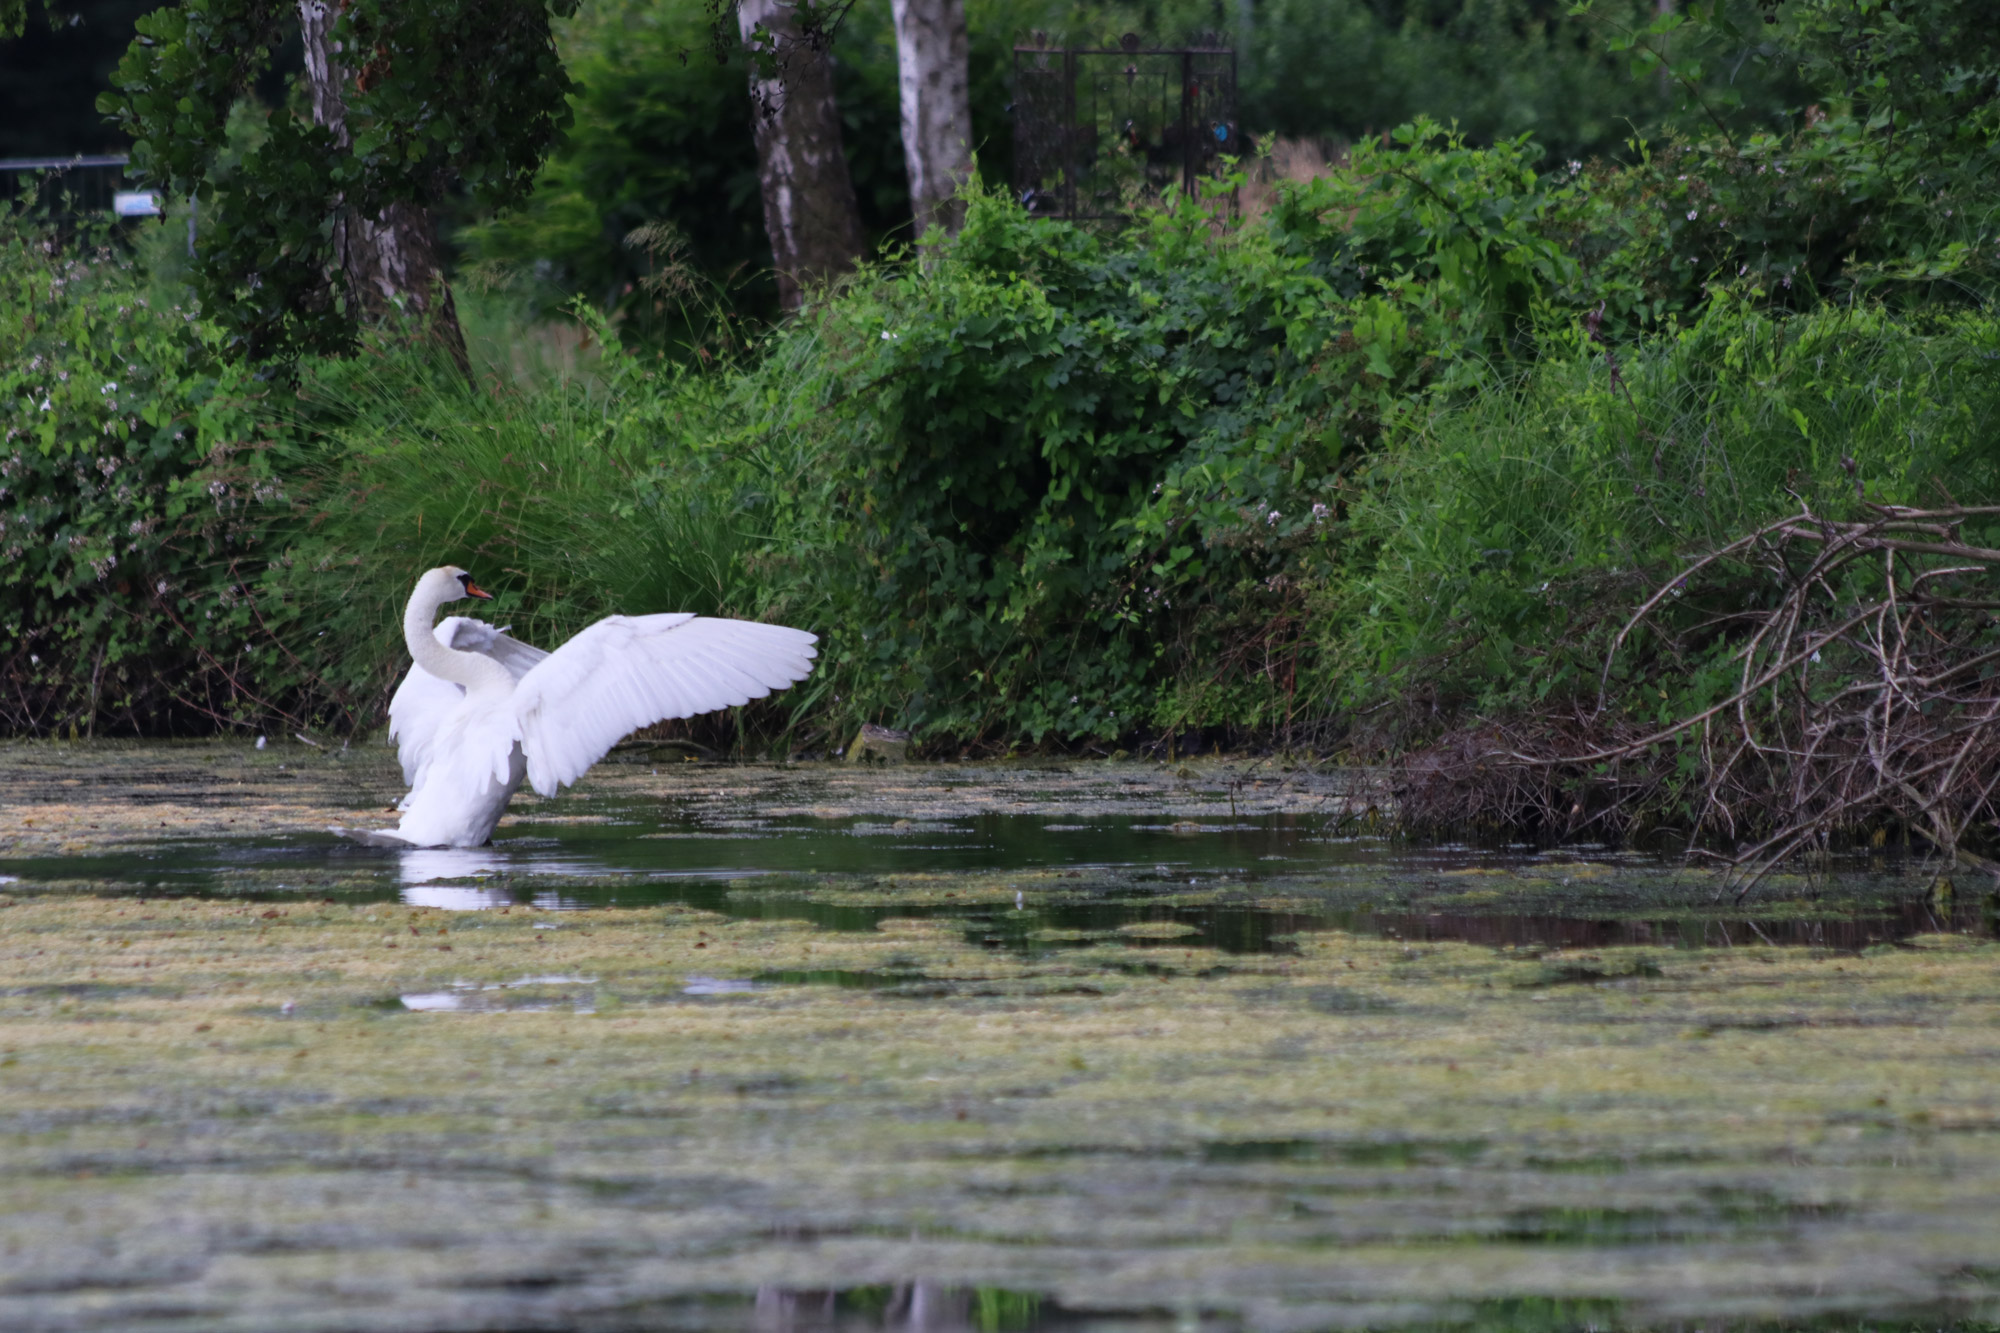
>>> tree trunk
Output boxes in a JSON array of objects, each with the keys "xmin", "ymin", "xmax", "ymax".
[
  {"xmin": 738, "ymin": 0, "xmax": 867, "ymax": 310},
  {"xmin": 298, "ymin": 0, "xmax": 470, "ymax": 375},
  {"xmin": 890, "ymin": 0, "xmax": 972, "ymax": 242}
]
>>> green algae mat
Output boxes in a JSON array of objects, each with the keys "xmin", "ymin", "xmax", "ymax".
[{"xmin": 1, "ymin": 741, "xmax": 1996, "ymax": 1332}]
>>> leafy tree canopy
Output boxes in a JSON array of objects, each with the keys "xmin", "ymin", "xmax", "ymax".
[{"xmin": 88, "ymin": 0, "xmax": 578, "ymax": 362}]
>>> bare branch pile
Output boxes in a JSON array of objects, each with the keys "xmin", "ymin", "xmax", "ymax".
[{"xmin": 1400, "ymin": 504, "xmax": 2000, "ymax": 891}]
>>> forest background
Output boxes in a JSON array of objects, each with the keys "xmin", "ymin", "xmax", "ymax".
[{"xmin": 2, "ymin": 0, "xmax": 1997, "ymax": 852}]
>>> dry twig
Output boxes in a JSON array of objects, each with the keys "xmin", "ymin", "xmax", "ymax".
[{"xmin": 1399, "ymin": 503, "xmax": 2000, "ymax": 895}]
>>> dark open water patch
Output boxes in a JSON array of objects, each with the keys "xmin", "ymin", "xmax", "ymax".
[
  {"xmin": 2, "ymin": 801, "xmax": 1989, "ymax": 954},
  {"xmin": 417, "ymin": 1284, "xmax": 1998, "ymax": 1333}
]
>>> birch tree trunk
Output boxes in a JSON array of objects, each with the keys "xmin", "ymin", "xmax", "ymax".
[
  {"xmin": 298, "ymin": 0, "xmax": 470, "ymax": 375},
  {"xmin": 737, "ymin": 0, "xmax": 867, "ymax": 310},
  {"xmin": 889, "ymin": 0, "xmax": 972, "ymax": 241}
]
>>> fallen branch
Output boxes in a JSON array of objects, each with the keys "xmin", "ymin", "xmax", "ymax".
[
  {"xmin": 1605, "ymin": 503, "xmax": 2000, "ymax": 891},
  {"xmin": 1398, "ymin": 502, "xmax": 2000, "ymax": 894}
]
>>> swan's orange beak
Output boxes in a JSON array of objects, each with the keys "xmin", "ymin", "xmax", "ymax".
[{"xmin": 463, "ymin": 580, "xmax": 495, "ymax": 601}]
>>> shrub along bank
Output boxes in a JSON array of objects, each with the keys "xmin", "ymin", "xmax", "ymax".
[{"xmin": 0, "ymin": 219, "xmax": 296, "ymax": 733}]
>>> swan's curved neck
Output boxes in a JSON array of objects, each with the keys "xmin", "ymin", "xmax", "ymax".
[{"xmin": 404, "ymin": 582, "xmax": 509, "ymax": 692}]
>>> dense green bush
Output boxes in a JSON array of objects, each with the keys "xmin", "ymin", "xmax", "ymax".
[
  {"xmin": 1235, "ymin": 0, "xmax": 1796, "ymax": 160},
  {"xmin": 778, "ymin": 190, "xmax": 1317, "ymax": 742},
  {"xmin": 720, "ymin": 76, "xmax": 2000, "ymax": 749},
  {"xmin": 0, "ymin": 204, "xmax": 298, "ymax": 733},
  {"xmin": 713, "ymin": 133, "xmax": 1599, "ymax": 745}
]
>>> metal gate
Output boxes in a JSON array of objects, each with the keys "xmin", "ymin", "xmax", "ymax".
[
  {"xmin": 1012, "ymin": 33, "xmax": 1237, "ymax": 221},
  {"xmin": 0, "ymin": 155, "xmax": 138, "ymax": 218}
]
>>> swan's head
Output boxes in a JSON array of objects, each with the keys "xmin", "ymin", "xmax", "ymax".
[{"xmin": 420, "ymin": 565, "xmax": 495, "ymax": 605}]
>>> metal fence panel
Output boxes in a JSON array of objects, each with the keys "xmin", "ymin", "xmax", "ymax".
[
  {"xmin": 1012, "ymin": 35, "xmax": 1237, "ymax": 222},
  {"xmin": 0, "ymin": 155, "xmax": 135, "ymax": 221}
]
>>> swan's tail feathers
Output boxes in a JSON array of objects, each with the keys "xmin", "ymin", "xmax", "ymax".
[{"xmin": 328, "ymin": 824, "xmax": 419, "ymax": 849}]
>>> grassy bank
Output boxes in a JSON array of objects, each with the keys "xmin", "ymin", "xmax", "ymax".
[
  {"xmin": 5, "ymin": 0, "xmax": 1999, "ymax": 854},
  {"xmin": 10, "ymin": 200, "xmax": 1997, "ymax": 756},
  {"xmin": 1328, "ymin": 301, "xmax": 2000, "ymax": 735}
]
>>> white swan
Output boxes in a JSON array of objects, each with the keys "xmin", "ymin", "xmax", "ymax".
[{"xmin": 332, "ymin": 566, "xmax": 818, "ymax": 848}]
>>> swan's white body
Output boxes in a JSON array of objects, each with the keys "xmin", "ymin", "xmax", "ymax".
[{"xmin": 334, "ymin": 567, "xmax": 817, "ymax": 848}]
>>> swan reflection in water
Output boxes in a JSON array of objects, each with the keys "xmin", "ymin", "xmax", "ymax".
[
  {"xmin": 395, "ymin": 846, "xmax": 600, "ymax": 910},
  {"xmin": 755, "ymin": 1282, "xmax": 985, "ymax": 1331}
]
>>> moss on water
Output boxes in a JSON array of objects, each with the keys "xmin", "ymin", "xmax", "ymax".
[
  {"xmin": 0, "ymin": 741, "xmax": 1993, "ymax": 1328},
  {"xmin": 1, "ymin": 888, "xmax": 1997, "ymax": 1330},
  {"xmin": 0, "ymin": 738, "xmax": 1379, "ymax": 857}
]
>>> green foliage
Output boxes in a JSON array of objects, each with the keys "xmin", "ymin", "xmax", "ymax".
[
  {"xmin": 98, "ymin": 0, "xmax": 578, "ymax": 362},
  {"xmin": 1267, "ymin": 120, "xmax": 1581, "ymax": 367},
  {"xmin": 1236, "ymin": 0, "xmax": 1796, "ymax": 161},
  {"xmin": 463, "ymin": 0, "xmax": 1796, "ymax": 342},
  {"xmin": 457, "ymin": 0, "xmax": 1042, "ymax": 343},
  {"xmin": 719, "ymin": 77, "xmax": 2000, "ymax": 748},
  {"xmin": 455, "ymin": 0, "xmax": 776, "ymax": 337},
  {"xmin": 10, "ymin": 0, "xmax": 2000, "ymax": 767},
  {"xmin": 1570, "ymin": 0, "xmax": 2000, "ymax": 316},
  {"xmin": 0, "ymin": 0, "xmax": 47, "ymax": 36},
  {"xmin": 1326, "ymin": 298, "xmax": 2000, "ymax": 736},
  {"xmin": 718, "ymin": 140, "xmax": 1594, "ymax": 743},
  {"xmin": 780, "ymin": 192, "xmax": 1291, "ymax": 740},
  {"xmin": 1620, "ymin": 0, "xmax": 2000, "ymax": 168},
  {"xmin": 1788, "ymin": 0, "xmax": 2000, "ymax": 158},
  {"xmin": 0, "ymin": 201, "xmax": 297, "ymax": 732}
]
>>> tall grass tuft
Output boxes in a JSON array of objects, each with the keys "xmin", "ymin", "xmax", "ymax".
[
  {"xmin": 261, "ymin": 328, "xmax": 771, "ymax": 728},
  {"xmin": 1322, "ymin": 299, "xmax": 2000, "ymax": 738}
]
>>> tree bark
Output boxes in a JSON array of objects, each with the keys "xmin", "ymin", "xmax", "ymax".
[
  {"xmin": 737, "ymin": 0, "xmax": 867, "ymax": 310},
  {"xmin": 890, "ymin": 0, "xmax": 972, "ymax": 242},
  {"xmin": 298, "ymin": 0, "xmax": 470, "ymax": 375}
]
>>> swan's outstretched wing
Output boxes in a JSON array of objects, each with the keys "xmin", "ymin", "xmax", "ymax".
[
  {"xmin": 513, "ymin": 614, "xmax": 818, "ymax": 798},
  {"xmin": 388, "ymin": 616, "xmax": 551, "ymax": 792}
]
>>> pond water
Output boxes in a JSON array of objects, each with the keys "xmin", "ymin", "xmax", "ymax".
[
  {"xmin": 1, "ymin": 743, "xmax": 1996, "ymax": 1333},
  {"xmin": 1, "ymin": 775, "xmax": 1984, "ymax": 952}
]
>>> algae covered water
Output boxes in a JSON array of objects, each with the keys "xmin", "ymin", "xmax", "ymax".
[
  {"xmin": 0, "ymin": 741, "xmax": 1995, "ymax": 1332},
  {"xmin": 0, "ymin": 740, "xmax": 1981, "ymax": 948}
]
